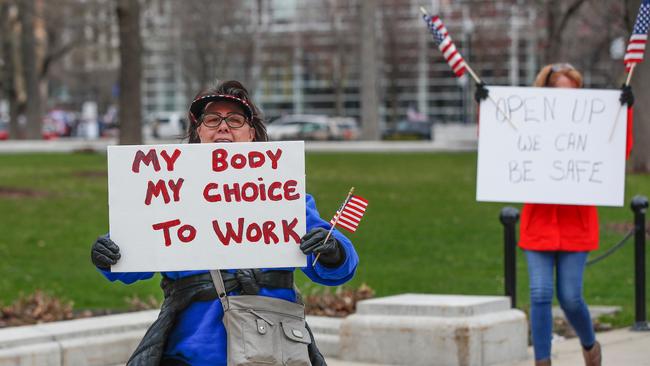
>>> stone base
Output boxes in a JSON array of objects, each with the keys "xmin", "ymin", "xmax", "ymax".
[
  {"xmin": 339, "ymin": 294, "xmax": 528, "ymax": 366},
  {"xmin": 0, "ymin": 310, "xmax": 156, "ymax": 366}
]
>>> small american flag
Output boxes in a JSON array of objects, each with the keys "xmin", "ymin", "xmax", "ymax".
[
  {"xmin": 422, "ymin": 14, "xmax": 466, "ymax": 77},
  {"xmin": 330, "ymin": 195, "xmax": 369, "ymax": 233},
  {"xmin": 624, "ymin": 0, "xmax": 650, "ymax": 72}
]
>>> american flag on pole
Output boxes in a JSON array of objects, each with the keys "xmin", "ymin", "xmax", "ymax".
[
  {"xmin": 422, "ymin": 14, "xmax": 466, "ymax": 77},
  {"xmin": 624, "ymin": 0, "xmax": 650, "ymax": 72},
  {"xmin": 330, "ymin": 195, "xmax": 368, "ymax": 233}
]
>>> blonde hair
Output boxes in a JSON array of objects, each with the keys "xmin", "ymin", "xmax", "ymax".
[{"xmin": 533, "ymin": 63, "xmax": 583, "ymax": 88}]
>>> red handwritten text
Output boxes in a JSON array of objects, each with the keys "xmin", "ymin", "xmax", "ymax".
[
  {"xmin": 152, "ymin": 219, "xmax": 197, "ymax": 246},
  {"xmin": 132, "ymin": 148, "xmax": 181, "ymax": 173},
  {"xmin": 212, "ymin": 217, "xmax": 300, "ymax": 245},
  {"xmin": 145, "ymin": 178, "xmax": 185, "ymax": 205},
  {"xmin": 203, "ymin": 179, "xmax": 299, "ymax": 203},
  {"xmin": 212, "ymin": 148, "xmax": 283, "ymax": 172}
]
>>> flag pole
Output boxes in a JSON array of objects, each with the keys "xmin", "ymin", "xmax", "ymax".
[
  {"xmin": 609, "ymin": 64, "xmax": 636, "ymax": 142},
  {"xmin": 626, "ymin": 64, "xmax": 636, "ymax": 86},
  {"xmin": 464, "ymin": 64, "xmax": 482, "ymax": 85},
  {"xmin": 419, "ymin": 6, "xmax": 517, "ymax": 131},
  {"xmin": 313, "ymin": 187, "xmax": 355, "ymax": 267}
]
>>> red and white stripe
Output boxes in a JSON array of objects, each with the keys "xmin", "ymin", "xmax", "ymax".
[
  {"xmin": 330, "ymin": 195, "xmax": 368, "ymax": 233},
  {"xmin": 431, "ymin": 15, "xmax": 449, "ymax": 38},
  {"xmin": 439, "ymin": 38, "xmax": 467, "ymax": 77},
  {"xmin": 624, "ymin": 34, "xmax": 647, "ymax": 71}
]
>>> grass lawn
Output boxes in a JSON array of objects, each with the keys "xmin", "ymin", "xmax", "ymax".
[{"xmin": 0, "ymin": 151, "xmax": 648, "ymax": 327}]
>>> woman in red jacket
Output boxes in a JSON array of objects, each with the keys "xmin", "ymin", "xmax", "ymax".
[{"xmin": 520, "ymin": 64, "xmax": 634, "ymax": 366}]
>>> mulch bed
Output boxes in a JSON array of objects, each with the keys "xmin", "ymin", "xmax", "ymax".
[{"xmin": 0, "ymin": 286, "xmax": 375, "ymax": 328}]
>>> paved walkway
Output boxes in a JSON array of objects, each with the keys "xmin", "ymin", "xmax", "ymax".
[
  {"xmin": 325, "ymin": 327, "xmax": 650, "ymax": 365},
  {"xmin": 0, "ymin": 139, "xmax": 476, "ymax": 153},
  {"xmin": 0, "ymin": 125, "xmax": 479, "ymax": 154},
  {"xmin": 510, "ymin": 327, "xmax": 650, "ymax": 366}
]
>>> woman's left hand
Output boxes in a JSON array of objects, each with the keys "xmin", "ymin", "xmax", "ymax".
[{"xmin": 300, "ymin": 228, "xmax": 345, "ymax": 267}]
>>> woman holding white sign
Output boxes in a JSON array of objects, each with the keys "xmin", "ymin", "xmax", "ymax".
[
  {"xmin": 91, "ymin": 80, "xmax": 359, "ymax": 366},
  {"xmin": 517, "ymin": 64, "xmax": 634, "ymax": 366}
]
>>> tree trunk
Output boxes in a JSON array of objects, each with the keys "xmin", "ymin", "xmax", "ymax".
[
  {"xmin": 359, "ymin": 0, "xmax": 380, "ymax": 140},
  {"xmin": 627, "ymin": 0, "xmax": 650, "ymax": 172},
  {"xmin": 116, "ymin": 0, "xmax": 142, "ymax": 145},
  {"xmin": 18, "ymin": 0, "xmax": 42, "ymax": 140},
  {"xmin": 0, "ymin": 2, "xmax": 19, "ymax": 138},
  {"xmin": 541, "ymin": 0, "xmax": 588, "ymax": 64}
]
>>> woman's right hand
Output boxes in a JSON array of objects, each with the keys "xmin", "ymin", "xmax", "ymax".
[
  {"xmin": 91, "ymin": 235, "xmax": 121, "ymax": 269},
  {"xmin": 620, "ymin": 84, "xmax": 634, "ymax": 107},
  {"xmin": 474, "ymin": 82, "xmax": 489, "ymax": 103}
]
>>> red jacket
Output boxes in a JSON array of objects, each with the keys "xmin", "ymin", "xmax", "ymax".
[{"xmin": 519, "ymin": 108, "xmax": 634, "ymax": 252}]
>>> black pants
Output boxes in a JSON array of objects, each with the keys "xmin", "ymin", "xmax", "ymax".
[{"xmin": 160, "ymin": 358, "xmax": 190, "ymax": 366}]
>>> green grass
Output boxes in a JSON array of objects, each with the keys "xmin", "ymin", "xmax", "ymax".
[{"xmin": 0, "ymin": 152, "xmax": 648, "ymax": 327}]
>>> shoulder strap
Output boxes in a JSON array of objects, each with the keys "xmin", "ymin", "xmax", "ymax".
[{"xmin": 209, "ymin": 270, "xmax": 230, "ymax": 311}]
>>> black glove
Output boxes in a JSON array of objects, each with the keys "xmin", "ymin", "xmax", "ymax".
[
  {"xmin": 235, "ymin": 269, "xmax": 260, "ymax": 295},
  {"xmin": 300, "ymin": 227, "xmax": 345, "ymax": 267},
  {"xmin": 620, "ymin": 84, "xmax": 634, "ymax": 107},
  {"xmin": 474, "ymin": 82, "xmax": 489, "ymax": 103},
  {"xmin": 91, "ymin": 235, "xmax": 121, "ymax": 270}
]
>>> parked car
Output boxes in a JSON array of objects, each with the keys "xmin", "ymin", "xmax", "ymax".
[
  {"xmin": 144, "ymin": 112, "xmax": 187, "ymax": 139},
  {"xmin": 41, "ymin": 116, "xmax": 61, "ymax": 140},
  {"xmin": 0, "ymin": 121, "xmax": 8, "ymax": 140},
  {"xmin": 0, "ymin": 116, "xmax": 74, "ymax": 140},
  {"xmin": 266, "ymin": 114, "xmax": 331, "ymax": 141},
  {"xmin": 329, "ymin": 117, "xmax": 360, "ymax": 140},
  {"xmin": 382, "ymin": 120, "xmax": 434, "ymax": 140}
]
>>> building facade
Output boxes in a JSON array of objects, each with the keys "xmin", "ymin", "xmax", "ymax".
[{"xmin": 48, "ymin": 0, "xmax": 627, "ymax": 129}]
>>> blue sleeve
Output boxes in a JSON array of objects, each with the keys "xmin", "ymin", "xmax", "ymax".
[
  {"xmin": 300, "ymin": 194, "xmax": 359, "ymax": 286},
  {"xmin": 94, "ymin": 233, "xmax": 156, "ymax": 284},
  {"xmin": 98, "ymin": 268, "xmax": 156, "ymax": 284}
]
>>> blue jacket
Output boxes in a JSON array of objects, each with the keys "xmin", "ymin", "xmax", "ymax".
[{"xmin": 100, "ymin": 194, "xmax": 358, "ymax": 366}]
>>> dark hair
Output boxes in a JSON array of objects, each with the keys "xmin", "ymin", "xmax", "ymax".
[{"xmin": 186, "ymin": 80, "xmax": 268, "ymax": 143}]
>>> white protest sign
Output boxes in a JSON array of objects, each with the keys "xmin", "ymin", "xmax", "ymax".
[
  {"xmin": 477, "ymin": 86, "xmax": 627, "ymax": 206},
  {"xmin": 107, "ymin": 141, "xmax": 306, "ymax": 272}
]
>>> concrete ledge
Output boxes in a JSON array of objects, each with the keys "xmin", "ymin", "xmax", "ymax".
[
  {"xmin": 307, "ymin": 316, "xmax": 343, "ymax": 357},
  {"xmin": 356, "ymin": 294, "xmax": 510, "ymax": 317},
  {"xmin": 59, "ymin": 330, "xmax": 145, "ymax": 366},
  {"xmin": 0, "ymin": 310, "xmax": 158, "ymax": 366},
  {"xmin": 340, "ymin": 312, "xmax": 528, "ymax": 366},
  {"xmin": 0, "ymin": 295, "xmax": 530, "ymax": 366},
  {"xmin": 0, "ymin": 310, "xmax": 340, "ymax": 366},
  {"xmin": 0, "ymin": 342, "xmax": 60, "ymax": 366},
  {"xmin": 339, "ymin": 294, "xmax": 528, "ymax": 366}
]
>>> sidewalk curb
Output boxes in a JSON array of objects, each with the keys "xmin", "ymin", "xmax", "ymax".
[
  {"xmin": 1, "ymin": 308, "xmax": 649, "ymax": 366},
  {"xmin": 0, "ymin": 311, "xmax": 338, "ymax": 366}
]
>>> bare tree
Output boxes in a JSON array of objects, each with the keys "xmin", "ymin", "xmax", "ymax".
[
  {"xmin": 0, "ymin": 1, "xmax": 20, "ymax": 138},
  {"xmin": 116, "ymin": 0, "xmax": 142, "ymax": 145},
  {"xmin": 18, "ymin": 0, "xmax": 42, "ymax": 139},
  {"xmin": 175, "ymin": 1, "xmax": 253, "ymax": 98},
  {"xmin": 325, "ymin": 0, "xmax": 350, "ymax": 116},
  {"xmin": 575, "ymin": 2, "xmax": 626, "ymax": 86},
  {"xmin": 626, "ymin": 0, "xmax": 650, "ymax": 172},
  {"xmin": 360, "ymin": 0, "xmax": 380, "ymax": 140},
  {"xmin": 537, "ymin": 0, "xmax": 590, "ymax": 63},
  {"xmin": 39, "ymin": 0, "xmax": 87, "ymax": 81}
]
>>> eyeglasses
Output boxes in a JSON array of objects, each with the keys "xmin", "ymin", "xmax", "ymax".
[
  {"xmin": 550, "ymin": 63, "xmax": 575, "ymax": 72},
  {"xmin": 200, "ymin": 112, "xmax": 249, "ymax": 129},
  {"xmin": 545, "ymin": 63, "xmax": 576, "ymax": 86}
]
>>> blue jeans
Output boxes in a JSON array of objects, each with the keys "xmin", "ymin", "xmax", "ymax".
[{"xmin": 525, "ymin": 250, "xmax": 595, "ymax": 361}]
